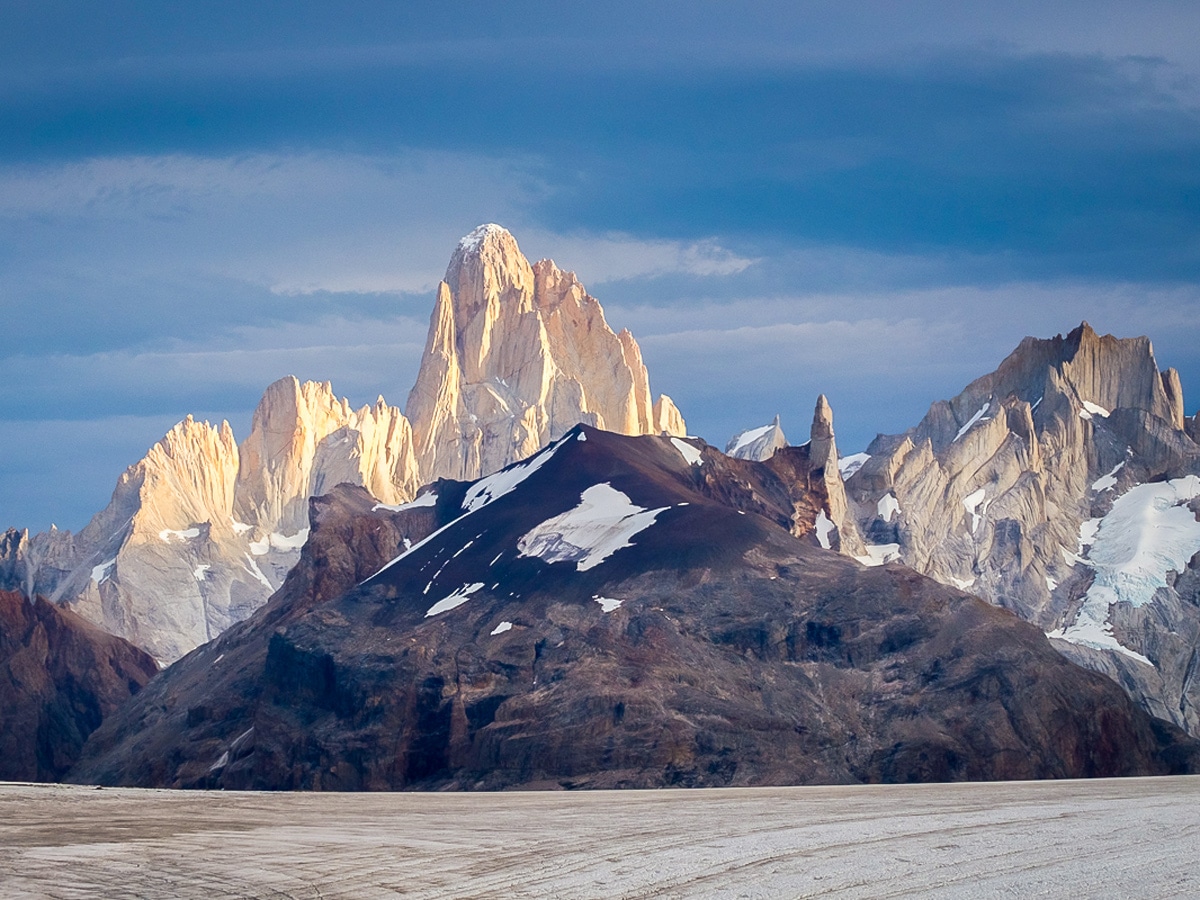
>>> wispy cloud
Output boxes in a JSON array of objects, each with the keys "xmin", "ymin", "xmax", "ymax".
[
  {"xmin": 517, "ymin": 231, "xmax": 757, "ymax": 284},
  {"xmin": 0, "ymin": 150, "xmax": 544, "ymax": 295}
]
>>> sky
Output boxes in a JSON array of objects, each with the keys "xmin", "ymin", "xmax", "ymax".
[{"xmin": 2, "ymin": 1, "xmax": 1199, "ymax": 531}]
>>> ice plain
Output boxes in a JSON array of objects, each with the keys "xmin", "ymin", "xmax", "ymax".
[{"xmin": 2, "ymin": 776, "xmax": 1198, "ymax": 898}]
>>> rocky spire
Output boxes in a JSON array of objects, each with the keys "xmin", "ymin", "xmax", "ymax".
[
  {"xmin": 844, "ymin": 322, "xmax": 1200, "ymax": 737},
  {"xmin": 236, "ymin": 377, "xmax": 419, "ymax": 535},
  {"xmin": 809, "ymin": 396, "xmax": 864, "ymax": 555},
  {"xmin": 48, "ymin": 378, "xmax": 424, "ymax": 663},
  {"xmin": 62, "ymin": 415, "xmax": 244, "ymax": 663},
  {"xmin": 406, "ymin": 224, "xmax": 686, "ymax": 482},
  {"xmin": 653, "ymin": 395, "xmax": 687, "ymax": 436}
]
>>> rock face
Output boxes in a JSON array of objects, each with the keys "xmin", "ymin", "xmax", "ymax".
[
  {"xmin": 3, "ymin": 382, "xmax": 424, "ymax": 664},
  {"xmin": 843, "ymin": 322, "xmax": 1200, "ymax": 734},
  {"xmin": 234, "ymin": 377, "xmax": 420, "ymax": 535},
  {"xmin": 71, "ymin": 427, "xmax": 1199, "ymax": 790},
  {"xmin": 406, "ymin": 224, "xmax": 685, "ymax": 482},
  {"xmin": 726, "ymin": 415, "xmax": 788, "ymax": 461},
  {"xmin": 807, "ymin": 397, "xmax": 865, "ymax": 557},
  {"xmin": 3, "ymin": 226, "xmax": 684, "ymax": 663},
  {"xmin": 0, "ymin": 589, "xmax": 158, "ymax": 782}
]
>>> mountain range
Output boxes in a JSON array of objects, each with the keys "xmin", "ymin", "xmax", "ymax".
[
  {"xmin": 1, "ymin": 225, "xmax": 684, "ymax": 664},
  {"xmin": 842, "ymin": 323, "xmax": 1200, "ymax": 736},
  {"xmin": 6, "ymin": 224, "xmax": 1200, "ymax": 787},
  {"xmin": 70, "ymin": 425, "xmax": 1198, "ymax": 788}
]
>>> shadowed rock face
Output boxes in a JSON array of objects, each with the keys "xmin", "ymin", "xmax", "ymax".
[
  {"xmin": 71, "ymin": 427, "xmax": 1199, "ymax": 790},
  {"xmin": 0, "ymin": 590, "xmax": 158, "ymax": 782}
]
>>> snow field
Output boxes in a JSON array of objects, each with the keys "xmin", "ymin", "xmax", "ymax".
[
  {"xmin": 518, "ymin": 483, "xmax": 670, "ymax": 572},
  {"xmin": 1050, "ymin": 475, "xmax": 1200, "ymax": 664}
]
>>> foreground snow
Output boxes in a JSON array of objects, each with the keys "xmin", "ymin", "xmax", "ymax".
[{"xmin": 2, "ymin": 777, "xmax": 1197, "ymax": 899}]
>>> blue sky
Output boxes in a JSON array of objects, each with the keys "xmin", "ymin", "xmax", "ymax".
[{"xmin": 2, "ymin": 1, "xmax": 1199, "ymax": 530}]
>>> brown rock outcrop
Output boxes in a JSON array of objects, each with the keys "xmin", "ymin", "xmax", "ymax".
[{"xmin": 0, "ymin": 589, "xmax": 157, "ymax": 782}]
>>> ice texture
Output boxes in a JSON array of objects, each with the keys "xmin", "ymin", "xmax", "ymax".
[{"xmin": 1049, "ymin": 476, "xmax": 1200, "ymax": 664}]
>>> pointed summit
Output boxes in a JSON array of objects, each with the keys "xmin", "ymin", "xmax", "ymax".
[
  {"xmin": 455, "ymin": 222, "xmax": 512, "ymax": 254},
  {"xmin": 807, "ymin": 396, "xmax": 863, "ymax": 555},
  {"xmin": 407, "ymin": 224, "xmax": 685, "ymax": 482},
  {"xmin": 726, "ymin": 415, "xmax": 787, "ymax": 461}
]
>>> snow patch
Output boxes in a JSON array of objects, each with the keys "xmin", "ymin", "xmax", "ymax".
[
  {"xmin": 1080, "ymin": 401, "xmax": 1111, "ymax": 420},
  {"xmin": 426, "ymin": 582, "xmax": 484, "ymax": 617},
  {"xmin": 594, "ymin": 596, "xmax": 623, "ymax": 612},
  {"xmin": 1049, "ymin": 476, "xmax": 1200, "ymax": 665},
  {"xmin": 490, "ymin": 621, "xmax": 513, "ymax": 635},
  {"xmin": 949, "ymin": 575, "xmax": 976, "ymax": 590},
  {"xmin": 243, "ymin": 554, "xmax": 273, "ymax": 590},
  {"xmin": 248, "ymin": 529, "xmax": 309, "ymax": 555},
  {"xmin": 193, "ymin": 564, "xmax": 211, "ymax": 582},
  {"xmin": 1078, "ymin": 517, "xmax": 1102, "ymax": 555},
  {"xmin": 463, "ymin": 439, "xmax": 563, "ymax": 513},
  {"xmin": 962, "ymin": 489, "xmax": 987, "ymax": 534},
  {"xmin": 671, "ymin": 437, "xmax": 703, "ymax": 466},
  {"xmin": 577, "ymin": 431, "xmax": 586, "ymax": 441},
  {"xmin": 457, "ymin": 223, "xmax": 504, "ymax": 252},
  {"xmin": 855, "ymin": 543, "xmax": 901, "ymax": 567},
  {"xmin": 374, "ymin": 492, "xmax": 437, "ymax": 512},
  {"xmin": 838, "ymin": 453, "xmax": 870, "ymax": 479},
  {"xmin": 1045, "ymin": 575, "xmax": 1059, "ymax": 592},
  {"xmin": 1092, "ymin": 462, "xmax": 1125, "ymax": 493},
  {"xmin": 877, "ymin": 493, "xmax": 900, "ymax": 523},
  {"xmin": 159, "ymin": 527, "xmax": 200, "ymax": 543},
  {"xmin": 90, "ymin": 559, "xmax": 116, "ymax": 584},
  {"xmin": 814, "ymin": 510, "xmax": 834, "ymax": 550},
  {"xmin": 269, "ymin": 529, "xmax": 309, "ymax": 551},
  {"xmin": 518, "ymin": 483, "xmax": 669, "ymax": 572},
  {"xmin": 953, "ymin": 402, "xmax": 989, "ymax": 442},
  {"xmin": 230, "ymin": 519, "xmax": 252, "ymax": 535}
]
